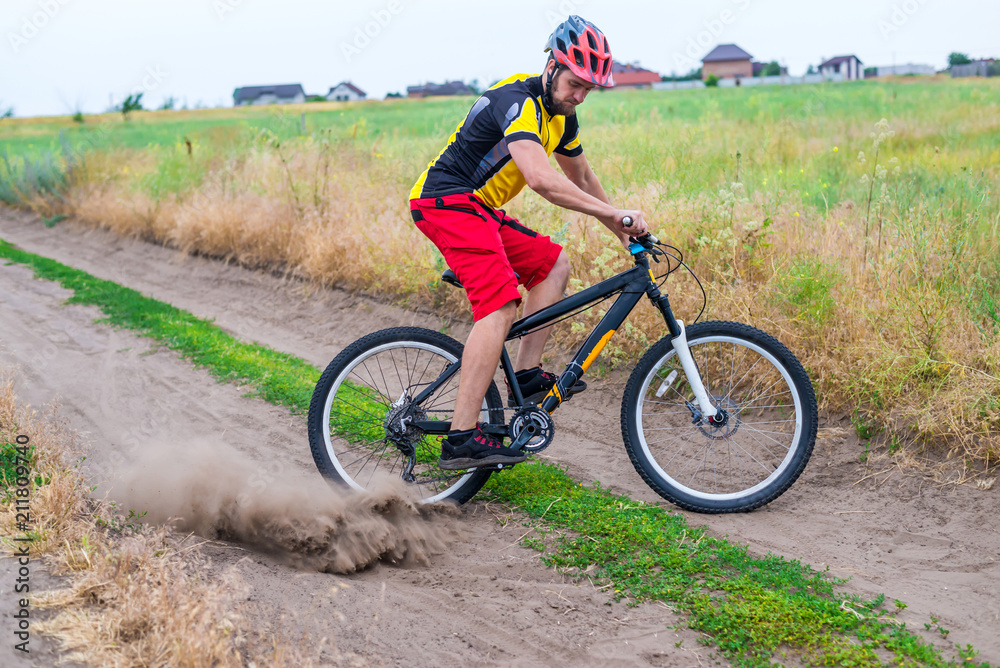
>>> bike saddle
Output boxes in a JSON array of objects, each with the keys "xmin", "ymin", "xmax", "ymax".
[
  {"xmin": 441, "ymin": 269, "xmax": 463, "ymax": 289},
  {"xmin": 441, "ymin": 269, "xmax": 519, "ymax": 290}
]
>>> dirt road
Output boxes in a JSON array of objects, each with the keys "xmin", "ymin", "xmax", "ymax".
[{"xmin": 1, "ymin": 207, "xmax": 997, "ymax": 666}]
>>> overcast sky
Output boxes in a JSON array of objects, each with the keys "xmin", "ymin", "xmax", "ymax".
[{"xmin": 2, "ymin": 0, "xmax": 998, "ymax": 117}]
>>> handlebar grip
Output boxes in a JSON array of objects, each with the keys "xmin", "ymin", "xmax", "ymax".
[{"xmin": 622, "ymin": 216, "xmax": 633, "ymax": 228}]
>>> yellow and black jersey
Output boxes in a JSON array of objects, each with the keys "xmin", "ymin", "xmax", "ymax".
[{"xmin": 408, "ymin": 73, "xmax": 583, "ymax": 210}]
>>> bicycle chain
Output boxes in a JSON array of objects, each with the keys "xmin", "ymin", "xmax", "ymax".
[{"xmin": 421, "ymin": 405, "xmax": 524, "ymax": 414}]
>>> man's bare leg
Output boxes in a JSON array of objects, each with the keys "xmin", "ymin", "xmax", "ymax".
[
  {"xmin": 515, "ymin": 250, "xmax": 571, "ymax": 371},
  {"xmin": 451, "ymin": 300, "xmax": 517, "ymax": 431}
]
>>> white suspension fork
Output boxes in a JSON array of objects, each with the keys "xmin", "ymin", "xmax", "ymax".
[{"xmin": 670, "ymin": 321, "xmax": 718, "ymax": 419}]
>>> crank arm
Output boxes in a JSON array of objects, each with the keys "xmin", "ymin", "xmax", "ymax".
[{"xmin": 507, "ymin": 421, "xmax": 539, "ymax": 452}]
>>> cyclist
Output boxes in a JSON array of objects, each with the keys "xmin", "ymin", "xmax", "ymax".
[{"xmin": 409, "ymin": 15, "xmax": 649, "ymax": 470}]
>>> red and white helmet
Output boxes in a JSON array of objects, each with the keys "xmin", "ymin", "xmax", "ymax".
[{"xmin": 544, "ymin": 16, "xmax": 614, "ymax": 87}]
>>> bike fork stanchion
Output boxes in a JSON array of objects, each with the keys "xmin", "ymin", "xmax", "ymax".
[
  {"xmin": 649, "ymin": 287, "xmax": 718, "ymax": 420},
  {"xmin": 669, "ymin": 321, "xmax": 718, "ymax": 420}
]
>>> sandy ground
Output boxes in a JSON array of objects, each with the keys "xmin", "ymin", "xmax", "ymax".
[{"xmin": 0, "ymin": 207, "xmax": 997, "ymax": 666}]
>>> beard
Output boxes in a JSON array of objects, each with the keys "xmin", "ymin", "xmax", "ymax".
[{"xmin": 548, "ymin": 97, "xmax": 577, "ymax": 116}]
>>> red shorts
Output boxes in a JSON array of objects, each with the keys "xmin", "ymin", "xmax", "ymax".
[{"xmin": 410, "ymin": 193, "xmax": 562, "ymax": 321}]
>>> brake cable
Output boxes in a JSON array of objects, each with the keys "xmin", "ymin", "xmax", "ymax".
[{"xmin": 652, "ymin": 240, "xmax": 708, "ymax": 325}]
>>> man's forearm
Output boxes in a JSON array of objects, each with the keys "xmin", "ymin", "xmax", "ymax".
[
  {"xmin": 532, "ymin": 170, "xmax": 615, "ymax": 221},
  {"xmin": 551, "ymin": 169, "xmax": 630, "ymax": 243},
  {"xmin": 577, "ymin": 169, "xmax": 611, "ymax": 206}
]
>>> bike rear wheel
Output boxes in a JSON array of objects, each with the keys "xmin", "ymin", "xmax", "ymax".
[
  {"xmin": 307, "ymin": 327, "xmax": 500, "ymax": 504},
  {"xmin": 621, "ymin": 321, "xmax": 817, "ymax": 513}
]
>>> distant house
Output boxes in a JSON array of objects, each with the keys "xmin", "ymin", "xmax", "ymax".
[
  {"xmin": 233, "ymin": 84, "xmax": 306, "ymax": 106},
  {"xmin": 326, "ymin": 82, "xmax": 367, "ymax": 102},
  {"xmin": 702, "ymin": 44, "xmax": 753, "ymax": 80},
  {"xmin": 406, "ymin": 81, "xmax": 477, "ymax": 98},
  {"xmin": 611, "ymin": 62, "xmax": 661, "ymax": 88},
  {"xmin": 875, "ymin": 63, "xmax": 935, "ymax": 77},
  {"xmin": 950, "ymin": 59, "xmax": 998, "ymax": 78},
  {"xmin": 819, "ymin": 55, "xmax": 863, "ymax": 80}
]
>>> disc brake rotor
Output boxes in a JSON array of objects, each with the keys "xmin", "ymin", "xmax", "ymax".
[{"xmin": 697, "ymin": 397, "xmax": 740, "ymax": 440}]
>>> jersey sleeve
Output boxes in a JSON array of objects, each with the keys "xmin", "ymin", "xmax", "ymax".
[
  {"xmin": 493, "ymin": 92, "xmax": 542, "ymax": 145},
  {"xmin": 554, "ymin": 114, "xmax": 583, "ymax": 157}
]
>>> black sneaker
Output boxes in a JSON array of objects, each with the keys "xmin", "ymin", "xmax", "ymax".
[
  {"xmin": 508, "ymin": 366, "xmax": 587, "ymax": 406},
  {"xmin": 438, "ymin": 425, "xmax": 527, "ymax": 470}
]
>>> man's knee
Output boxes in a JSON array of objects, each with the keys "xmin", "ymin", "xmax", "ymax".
[
  {"xmin": 496, "ymin": 299, "xmax": 518, "ymax": 323},
  {"xmin": 550, "ymin": 250, "xmax": 570, "ymax": 288},
  {"xmin": 481, "ymin": 299, "xmax": 518, "ymax": 326}
]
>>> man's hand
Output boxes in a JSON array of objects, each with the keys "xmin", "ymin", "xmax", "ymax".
[{"xmin": 601, "ymin": 209, "xmax": 648, "ymax": 247}]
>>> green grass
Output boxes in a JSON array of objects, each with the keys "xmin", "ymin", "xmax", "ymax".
[
  {"xmin": 0, "ymin": 237, "xmax": 991, "ymax": 667},
  {"xmin": 0, "ymin": 441, "xmax": 30, "ymax": 501},
  {"xmin": 0, "ymin": 239, "xmax": 320, "ymax": 412},
  {"xmin": 0, "ymin": 439, "xmax": 49, "ymax": 502},
  {"xmin": 3, "ymin": 78, "xmax": 998, "ymax": 206}
]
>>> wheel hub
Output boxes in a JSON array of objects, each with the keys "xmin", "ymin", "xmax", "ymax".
[
  {"xmin": 697, "ymin": 398, "xmax": 740, "ymax": 440},
  {"xmin": 383, "ymin": 395, "xmax": 426, "ymax": 454}
]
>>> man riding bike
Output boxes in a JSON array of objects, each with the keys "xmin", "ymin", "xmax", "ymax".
[{"xmin": 409, "ymin": 16, "xmax": 649, "ymax": 470}]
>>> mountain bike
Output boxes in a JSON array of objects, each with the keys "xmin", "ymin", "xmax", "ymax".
[{"xmin": 307, "ymin": 227, "xmax": 817, "ymax": 513}]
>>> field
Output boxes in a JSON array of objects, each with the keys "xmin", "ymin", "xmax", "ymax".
[
  {"xmin": 1, "ymin": 77, "xmax": 1000, "ymax": 666},
  {"xmin": 2, "ymin": 76, "xmax": 998, "ymax": 466}
]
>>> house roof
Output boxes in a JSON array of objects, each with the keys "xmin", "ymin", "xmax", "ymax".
[
  {"xmin": 233, "ymin": 84, "xmax": 305, "ymax": 102},
  {"xmin": 702, "ymin": 44, "xmax": 752, "ymax": 63},
  {"xmin": 819, "ymin": 55, "xmax": 862, "ymax": 68},
  {"xmin": 328, "ymin": 81, "xmax": 367, "ymax": 97},
  {"xmin": 611, "ymin": 62, "xmax": 661, "ymax": 85}
]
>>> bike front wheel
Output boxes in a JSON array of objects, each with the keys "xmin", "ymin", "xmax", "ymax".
[
  {"xmin": 621, "ymin": 321, "xmax": 817, "ymax": 513},
  {"xmin": 307, "ymin": 327, "xmax": 500, "ymax": 504}
]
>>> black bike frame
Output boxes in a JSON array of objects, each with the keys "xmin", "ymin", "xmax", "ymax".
[{"xmin": 413, "ymin": 250, "xmax": 682, "ymax": 434}]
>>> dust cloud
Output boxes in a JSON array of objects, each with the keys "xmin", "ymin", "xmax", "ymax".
[{"xmin": 113, "ymin": 440, "xmax": 457, "ymax": 573}]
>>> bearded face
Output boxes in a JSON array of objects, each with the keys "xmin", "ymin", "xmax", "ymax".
[{"xmin": 545, "ymin": 61, "xmax": 596, "ymax": 116}]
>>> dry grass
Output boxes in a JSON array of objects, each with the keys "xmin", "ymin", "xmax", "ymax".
[
  {"xmin": 9, "ymin": 87, "xmax": 1000, "ymax": 468},
  {"xmin": 0, "ymin": 370, "xmax": 358, "ymax": 667}
]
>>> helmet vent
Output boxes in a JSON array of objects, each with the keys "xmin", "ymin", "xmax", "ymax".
[
  {"xmin": 589, "ymin": 53, "xmax": 598, "ymax": 73},
  {"xmin": 556, "ymin": 38, "xmax": 567, "ymax": 53},
  {"xmin": 568, "ymin": 30, "xmax": 578, "ymax": 45},
  {"xmin": 587, "ymin": 31, "xmax": 597, "ymax": 49},
  {"xmin": 602, "ymin": 58, "xmax": 610, "ymax": 75},
  {"xmin": 574, "ymin": 49, "xmax": 585, "ymax": 67}
]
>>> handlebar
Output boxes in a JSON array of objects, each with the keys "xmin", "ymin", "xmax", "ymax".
[
  {"xmin": 622, "ymin": 216, "xmax": 660, "ymax": 245},
  {"xmin": 621, "ymin": 216, "xmax": 661, "ymax": 248}
]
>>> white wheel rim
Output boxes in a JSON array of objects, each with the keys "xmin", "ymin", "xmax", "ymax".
[{"xmin": 635, "ymin": 334, "xmax": 804, "ymax": 502}]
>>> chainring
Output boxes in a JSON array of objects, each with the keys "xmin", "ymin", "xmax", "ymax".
[{"xmin": 509, "ymin": 407, "xmax": 555, "ymax": 453}]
